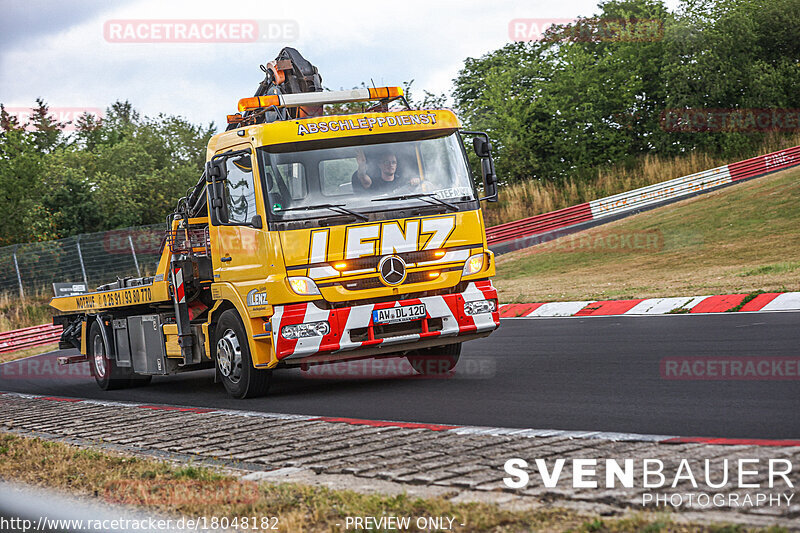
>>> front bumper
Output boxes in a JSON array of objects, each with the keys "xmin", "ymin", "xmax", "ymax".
[{"xmin": 270, "ymin": 280, "xmax": 500, "ymax": 361}]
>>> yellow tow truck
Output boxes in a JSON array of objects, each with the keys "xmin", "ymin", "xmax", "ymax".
[{"xmin": 52, "ymin": 48, "xmax": 500, "ymax": 398}]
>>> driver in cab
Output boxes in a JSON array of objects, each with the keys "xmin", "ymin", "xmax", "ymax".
[{"xmin": 351, "ymin": 148, "xmax": 420, "ymax": 194}]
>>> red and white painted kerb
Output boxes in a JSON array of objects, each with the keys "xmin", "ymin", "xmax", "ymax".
[
  {"xmin": 499, "ymin": 292, "xmax": 800, "ymax": 318},
  {"xmin": 270, "ymin": 281, "xmax": 500, "ymax": 359},
  {"xmin": 1, "ymin": 391, "xmax": 797, "ymax": 447}
]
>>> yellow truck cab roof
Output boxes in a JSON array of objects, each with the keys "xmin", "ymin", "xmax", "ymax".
[{"xmin": 207, "ymin": 108, "xmax": 462, "ymax": 159}]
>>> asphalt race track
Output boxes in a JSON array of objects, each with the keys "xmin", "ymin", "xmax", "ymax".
[{"xmin": 1, "ymin": 313, "xmax": 798, "ymax": 439}]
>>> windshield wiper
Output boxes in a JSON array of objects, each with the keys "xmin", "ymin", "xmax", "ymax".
[
  {"xmin": 371, "ymin": 193, "xmax": 458, "ymax": 212},
  {"xmin": 278, "ymin": 203, "xmax": 369, "ymax": 222}
]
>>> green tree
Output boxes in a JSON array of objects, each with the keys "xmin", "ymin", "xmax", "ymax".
[
  {"xmin": 661, "ymin": 0, "xmax": 800, "ymax": 156},
  {"xmin": 0, "ymin": 99, "xmax": 215, "ymax": 243},
  {"xmin": 455, "ymin": 0, "xmax": 672, "ymax": 183},
  {"xmin": 39, "ymin": 150, "xmax": 103, "ymax": 239},
  {"xmin": 27, "ymin": 98, "xmax": 68, "ymax": 154},
  {"xmin": 453, "ymin": 0, "xmax": 800, "ymax": 183},
  {"xmin": 0, "ymin": 127, "xmax": 44, "ymax": 244}
]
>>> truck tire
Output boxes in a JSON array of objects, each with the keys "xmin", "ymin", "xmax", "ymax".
[
  {"xmin": 215, "ymin": 309, "xmax": 271, "ymax": 399},
  {"xmin": 89, "ymin": 320, "xmax": 133, "ymax": 390},
  {"xmin": 406, "ymin": 343, "xmax": 462, "ymax": 375}
]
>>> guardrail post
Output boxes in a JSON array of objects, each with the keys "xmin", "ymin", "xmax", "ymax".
[
  {"xmin": 12, "ymin": 245, "xmax": 24, "ymax": 299},
  {"xmin": 76, "ymin": 236, "xmax": 88, "ymax": 287},
  {"xmin": 128, "ymin": 234, "xmax": 141, "ymax": 277}
]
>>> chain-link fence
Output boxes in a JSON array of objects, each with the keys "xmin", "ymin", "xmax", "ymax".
[{"xmin": 0, "ymin": 224, "xmax": 167, "ymax": 297}]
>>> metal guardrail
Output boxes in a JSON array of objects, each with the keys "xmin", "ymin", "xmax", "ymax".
[
  {"xmin": 0, "ymin": 324, "xmax": 61, "ymax": 354},
  {"xmin": 487, "ymin": 145, "xmax": 800, "ymax": 255}
]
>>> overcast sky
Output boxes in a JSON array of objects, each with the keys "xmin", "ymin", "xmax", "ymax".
[{"xmin": 1, "ymin": 0, "xmax": 680, "ymax": 131}]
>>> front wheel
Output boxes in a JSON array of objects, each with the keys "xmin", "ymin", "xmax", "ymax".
[
  {"xmin": 406, "ymin": 343, "xmax": 462, "ymax": 375},
  {"xmin": 215, "ymin": 309, "xmax": 271, "ymax": 399},
  {"xmin": 89, "ymin": 320, "xmax": 133, "ymax": 390}
]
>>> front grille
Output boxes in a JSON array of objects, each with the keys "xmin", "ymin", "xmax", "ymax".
[
  {"xmin": 320, "ymin": 281, "xmax": 473, "ymax": 309},
  {"xmin": 336, "ymin": 248, "xmax": 454, "ymax": 272},
  {"xmin": 339, "ymin": 277, "xmax": 383, "ymax": 290},
  {"xmin": 333, "ymin": 267, "xmax": 461, "ymax": 291}
]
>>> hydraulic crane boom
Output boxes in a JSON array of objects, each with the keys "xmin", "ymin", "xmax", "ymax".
[
  {"xmin": 227, "ymin": 46, "xmax": 323, "ymax": 131},
  {"xmin": 179, "ymin": 49, "xmax": 324, "ymax": 221}
]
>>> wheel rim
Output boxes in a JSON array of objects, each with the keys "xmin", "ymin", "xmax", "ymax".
[
  {"xmin": 93, "ymin": 334, "xmax": 107, "ymax": 378},
  {"xmin": 217, "ymin": 329, "xmax": 242, "ymax": 384}
]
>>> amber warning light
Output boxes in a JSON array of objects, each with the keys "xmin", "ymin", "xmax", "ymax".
[{"xmin": 237, "ymin": 87, "xmax": 404, "ymax": 113}]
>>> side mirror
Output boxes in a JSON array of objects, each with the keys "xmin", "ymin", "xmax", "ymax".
[
  {"xmin": 473, "ymin": 137, "xmax": 491, "ymax": 158},
  {"xmin": 205, "ymin": 159, "xmax": 227, "ymax": 182},
  {"xmin": 250, "ymin": 214, "xmax": 263, "ymax": 229},
  {"xmin": 208, "ymin": 181, "xmax": 228, "ymax": 225},
  {"xmin": 206, "ymin": 158, "xmax": 229, "ymax": 224}
]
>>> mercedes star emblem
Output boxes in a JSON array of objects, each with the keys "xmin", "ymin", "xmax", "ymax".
[{"xmin": 378, "ymin": 255, "xmax": 407, "ymax": 285}]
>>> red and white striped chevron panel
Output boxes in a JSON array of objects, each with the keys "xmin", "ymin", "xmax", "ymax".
[{"xmin": 271, "ymin": 281, "xmax": 500, "ymax": 359}]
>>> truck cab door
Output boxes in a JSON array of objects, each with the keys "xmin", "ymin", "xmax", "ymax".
[{"xmin": 208, "ymin": 147, "xmax": 267, "ymax": 287}]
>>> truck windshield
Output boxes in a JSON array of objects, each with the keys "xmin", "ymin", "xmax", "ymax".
[{"xmin": 257, "ymin": 132, "xmax": 476, "ymax": 223}]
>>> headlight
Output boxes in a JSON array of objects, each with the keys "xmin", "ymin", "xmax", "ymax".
[
  {"xmin": 464, "ymin": 299, "xmax": 497, "ymax": 315},
  {"xmin": 287, "ymin": 276, "xmax": 321, "ymax": 296},
  {"xmin": 281, "ymin": 321, "xmax": 330, "ymax": 339},
  {"xmin": 462, "ymin": 253, "xmax": 485, "ymax": 276}
]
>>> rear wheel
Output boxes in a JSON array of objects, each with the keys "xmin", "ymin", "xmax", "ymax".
[
  {"xmin": 89, "ymin": 320, "xmax": 133, "ymax": 390},
  {"xmin": 215, "ymin": 309, "xmax": 271, "ymax": 399},
  {"xmin": 406, "ymin": 343, "xmax": 462, "ymax": 375}
]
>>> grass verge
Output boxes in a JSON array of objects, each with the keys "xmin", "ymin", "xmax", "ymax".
[
  {"xmin": 0, "ymin": 290, "xmax": 54, "ymax": 333},
  {"xmin": 0, "ymin": 343, "xmax": 60, "ymax": 364},
  {"xmin": 494, "ymin": 165, "xmax": 800, "ymax": 303},
  {"xmin": 0, "ymin": 433, "xmax": 783, "ymax": 533}
]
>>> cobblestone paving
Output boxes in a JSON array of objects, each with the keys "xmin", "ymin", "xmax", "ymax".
[{"xmin": 0, "ymin": 393, "xmax": 797, "ymax": 527}]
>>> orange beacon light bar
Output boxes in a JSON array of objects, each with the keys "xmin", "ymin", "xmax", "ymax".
[{"xmin": 237, "ymin": 86, "xmax": 404, "ymax": 112}]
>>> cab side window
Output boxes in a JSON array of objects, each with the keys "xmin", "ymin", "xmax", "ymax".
[{"xmin": 223, "ymin": 153, "xmax": 257, "ymax": 225}]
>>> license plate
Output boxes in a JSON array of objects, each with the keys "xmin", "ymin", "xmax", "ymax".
[{"xmin": 372, "ymin": 304, "xmax": 427, "ymax": 325}]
